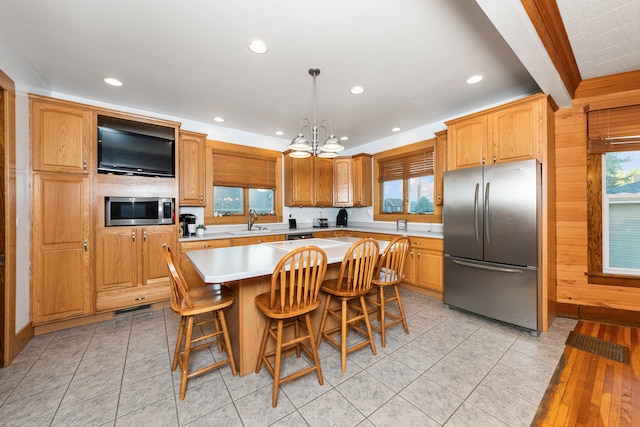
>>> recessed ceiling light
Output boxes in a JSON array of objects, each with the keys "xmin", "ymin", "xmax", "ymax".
[
  {"xmin": 275, "ymin": 131, "xmax": 284, "ymax": 136},
  {"xmin": 248, "ymin": 39, "xmax": 268, "ymax": 54},
  {"xmin": 213, "ymin": 117, "xmax": 224, "ymax": 123},
  {"xmin": 392, "ymin": 127, "xmax": 401, "ymax": 132},
  {"xmin": 340, "ymin": 136, "xmax": 349, "ymax": 141},
  {"xmin": 350, "ymin": 86, "xmax": 364, "ymax": 95},
  {"xmin": 466, "ymin": 75, "xmax": 483, "ymax": 84},
  {"xmin": 103, "ymin": 77, "xmax": 123, "ymax": 87}
]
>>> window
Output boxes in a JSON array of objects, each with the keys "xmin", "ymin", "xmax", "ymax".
[
  {"xmin": 602, "ymin": 151, "xmax": 640, "ymax": 275},
  {"xmin": 204, "ymin": 140, "xmax": 282, "ymax": 225},
  {"xmin": 379, "ymin": 149, "xmax": 435, "ymax": 215},
  {"xmin": 374, "ymin": 138, "xmax": 441, "ymax": 223},
  {"xmin": 586, "ymin": 104, "xmax": 640, "ymax": 284}
]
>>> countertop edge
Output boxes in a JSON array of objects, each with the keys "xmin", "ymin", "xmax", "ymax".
[{"xmin": 179, "ymin": 226, "xmax": 443, "ymax": 242}]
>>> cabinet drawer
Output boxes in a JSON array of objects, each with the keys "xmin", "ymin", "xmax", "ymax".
[
  {"xmin": 180, "ymin": 239, "xmax": 231, "ymax": 252},
  {"xmin": 232, "ymin": 234, "xmax": 285, "ymax": 246},
  {"xmin": 96, "ymin": 283, "xmax": 171, "ymax": 312},
  {"xmin": 408, "ymin": 237, "xmax": 443, "ymax": 251}
]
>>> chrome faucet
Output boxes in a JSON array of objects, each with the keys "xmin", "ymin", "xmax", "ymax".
[{"xmin": 248, "ymin": 208, "xmax": 257, "ymax": 230}]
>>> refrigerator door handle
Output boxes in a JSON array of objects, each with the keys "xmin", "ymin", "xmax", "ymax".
[
  {"xmin": 474, "ymin": 183, "xmax": 480, "ymax": 243},
  {"xmin": 451, "ymin": 258, "xmax": 523, "ymax": 274},
  {"xmin": 484, "ymin": 182, "xmax": 491, "ymax": 243}
]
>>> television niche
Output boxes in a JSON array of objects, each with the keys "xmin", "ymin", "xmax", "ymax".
[{"xmin": 97, "ymin": 116, "xmax": 176, "ymax": 178}]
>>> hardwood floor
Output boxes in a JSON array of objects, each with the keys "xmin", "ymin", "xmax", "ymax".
[{"xmin": 533, "ymin": 321, "xmax": 640, "ymax": 426}]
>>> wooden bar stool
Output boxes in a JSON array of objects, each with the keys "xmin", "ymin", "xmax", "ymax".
[
  {"xmin": 255, "ymin": 246, "xmax": 328, "ymax": 407},
  {"xmin": 366, "ymin": 236, "xmax": 411, "ymax": 347},
  {"xmin": 317, "ymin": 238, "xmax": 380, "ymax": 373},
  {"xmin": 161, "ymin": 244, "xmax": 237, "ymax": 401}
]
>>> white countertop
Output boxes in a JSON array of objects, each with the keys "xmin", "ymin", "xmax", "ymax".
[
  {"xmin": 186, "ymin": 236, "xmax": 389, "ymax": 283},
  {"xmin": 180, "ymin": 225, "xmax": 443, "ymax": 243}
]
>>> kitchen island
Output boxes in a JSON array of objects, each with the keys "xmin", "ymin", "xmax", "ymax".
[{"xmin": 186, "ymin": 237, "xmax": 388, "ymax": 376}]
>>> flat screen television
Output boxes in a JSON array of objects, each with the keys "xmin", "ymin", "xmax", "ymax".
[{"xmin": 97, "ymin": 126, "xmax": 175, "ymax": 177}]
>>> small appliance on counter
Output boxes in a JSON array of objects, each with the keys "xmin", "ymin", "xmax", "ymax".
[
  {"xmin": 313, "ymin": 217, "xmax": 329, "ymax": 228},
  {"xmin": 336, "ymin": 208, "xmax": 348, "ymax": 227},
  {"xmin": 179, "ymin": 213, "xmax": 196, "ymax": 236}
]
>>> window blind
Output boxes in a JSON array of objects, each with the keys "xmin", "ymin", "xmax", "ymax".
[
  {"xmin": 587, "ymin": 104, "xmax": 640, "ymax": 153},
  {"xmin": 379, "ymin": 148, "xmax": 434, "ymax": 182},
  {"xmin": 213, "ymin": 152, "xmax": 276, "ymax": 189}
]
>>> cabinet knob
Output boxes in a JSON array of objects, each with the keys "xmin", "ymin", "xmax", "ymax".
[
  {"xmin": 83, "ymin": 159, "xmax": 87, "ymax": 173},
  {"xmin": 493, "ymin": 155, "xmax": 497, "ymax": 163},
  {"xmin": 143, "ymin": 231, "xmax": 147, "ymax": 242},
  {"xmin": 84, "ymin": 239, "xmax": 88, "ymax": 252},
  {"xmin": 132, "ymin": 231, "xmax": 136, "ymax": 243}
]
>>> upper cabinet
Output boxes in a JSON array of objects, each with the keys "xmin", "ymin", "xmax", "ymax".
[
  {"xmin": 434, "ymin": 131, "xmax": 446, "ymax": 205},
  {"xmin": 333, "ymin": 154, "xmax": 372, "ymax": 207},
  {"xmin": 31, "ymin": 96, "xmax": 92, "ymax": 174},
  {"xmin": 179, "ymin": 130, "xmax": 206, "ymax": 206},
  {"xmin": 284, "ymin": 155, "xmax": 334, "ymax": 207},
  {"xmin": 446, "ymin": 94, "xmax": 548, "ymax": 170}
]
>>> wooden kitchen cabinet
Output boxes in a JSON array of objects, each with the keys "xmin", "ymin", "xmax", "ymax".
[
  {"xmin": 446, "ymin": 94, "xmax": 547, "ymax": 170},
  {"xmin": 30, "ymin": 95, "xmax": 92, "ymax": 174},
  {"xmin": 352, "ymin": 154, "xmax": 372, "ymax": 207},
  {"xmin": 231, "ymin": 234, "xmax": 285, "ymax": 246},
  {"xmin": 333, "ymin": 157, "xmax": 353, "ymax": 207},
  {"xmin": 179, "ymin": 130, "xmax": 206, "ymax": 206},
  {"xmin": 95, "ymin": 225, "xmax": 177, "ymax": 311},
  {"xmin": 405, "ymin": 237, "xmax": 443, "ymax": 293},
  {"xmin": 333, "ymin": 154, "xmax": 373, "ymax": 207},
  {"xmin": 435, "ymin": 130, "xmax": 447, "ymax": 205},
  {"xmin": 31, "ymin": 173, "xmax": 92, "ymax": 324},
  {"xmin": 284, "ymin": 154, "xmax": 334, "ymax": 207}
]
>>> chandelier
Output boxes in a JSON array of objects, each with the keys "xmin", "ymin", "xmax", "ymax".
[{"xmin": 288, "ymin": 68, "xmax": 344, "ymax": 158}]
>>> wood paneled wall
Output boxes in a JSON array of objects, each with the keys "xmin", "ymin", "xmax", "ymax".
[{"xmin": 555, "ymin": 85, "xmax": 640, "ymax": 313}]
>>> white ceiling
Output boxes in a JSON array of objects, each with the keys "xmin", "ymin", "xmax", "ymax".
[
  {"xmin": 557, "ymin": 0, "xmax": 640, "ymax": 79},
  {"xmin": 0, "ymin": 0, "xmax": 637, "ymax": 150}
]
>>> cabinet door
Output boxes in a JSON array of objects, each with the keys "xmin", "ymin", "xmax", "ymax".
[
  {"xmin": 31, "ymin": 97, "xmax": 91, "ymax": 174},
  {"xmin": 435, "ymin": 131, "xmax": 447, "ymax": 205},
  {"xmin": 179, "ymin": 131, "xmax": 206, "ymax": 206},
  {"xmin": 142, "ymin": 226, "xmax": 177, "ymax": 286},
  {"xmin": 333, "ymin": 157, "xmax": 353, "ymax": 207},
  {"xmin": 284, "ymin": 155, "xmax": 314, "ymax": 206},
  {"xmin": 403, "ymin": 249, "xmax": 417, "ymax": 285},
  {"xmin": 416, "ymin": 249, "xmax": 444, "ymax": 292},
  {"xmin": 31, "ymin": 173, "xmax": 91, "ymax": 323},
  {"xmin": 353, "ymin": 154, "xmax": 372, "ymax": 207},
  {"xmin": 491, "ymin": 100, "xmax": 541, "ymax": 164},
  {"xmin": 314, "ymin": 157, "xmax": 334, "ymax": 207},
  {"xmin": 96, "ymin": 227, "xmax": 137, "ymax": 292},
  {"xmin": 447, "ymin": 115, "xmax": 488, "ymax": 170}
]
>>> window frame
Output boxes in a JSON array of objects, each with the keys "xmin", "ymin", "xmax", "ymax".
[
  {"xmin": 204, "ymin": 140, "xmax": 282, "ymax": 226},
  {"xmin": 586, "ymin": 104, "xmax": 640, "ymax": 287},
  {"xmin": 373, "ymin": 138, "xmax": 442, "ymax": 223}
]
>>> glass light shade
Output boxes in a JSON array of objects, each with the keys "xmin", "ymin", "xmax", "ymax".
[
  {"xmin": 289, "ymin": 150, "xmax": 311, "ymax": 158},
  {"xmin": 320, "ymin": 136, "xmax": 344, "ymax": 152},
  {"xmin": 288, "ymin": 134, "xmax": 311, "ymax": 151},
  {"xmin": 317, "ymin": 151, "xmax": 338, "ymax": 158}
]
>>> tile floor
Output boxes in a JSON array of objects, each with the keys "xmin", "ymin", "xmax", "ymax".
[{"xmin": 0, "ymin": 289, "xmax": 576, "ymax": 426}]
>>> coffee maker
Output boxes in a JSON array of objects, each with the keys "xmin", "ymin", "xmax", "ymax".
[{"xmin": 179, "ymin": 213, "xmax": 196, "ymax": 236}]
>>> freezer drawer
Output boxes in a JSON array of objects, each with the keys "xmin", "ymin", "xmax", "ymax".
[{"xmin": 444, "ymin": 255, "xmax": 539, "ymax": 331}]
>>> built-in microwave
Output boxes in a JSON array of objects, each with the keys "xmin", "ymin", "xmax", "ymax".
[{"xmin": 105, "ymin": 197, "xmax": 174, "ymax": 226}]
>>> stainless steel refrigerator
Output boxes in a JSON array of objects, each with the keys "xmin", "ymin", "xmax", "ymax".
[{"xmin": 443, "ymin": 159, "xmax": 541, "ymax": 332}]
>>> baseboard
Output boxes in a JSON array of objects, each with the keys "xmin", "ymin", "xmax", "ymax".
[{"xmin": 557, "ymin": 302, "xmax": 640, "ymax": 327}]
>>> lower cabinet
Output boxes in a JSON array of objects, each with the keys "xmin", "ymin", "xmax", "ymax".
[
  {"xmin": 405, "ymin": 237, "xmax": 443, "ymax": 293},
  {"xmin": 95, "ymin": 225, "xmax": 177, "ymax": 311}
]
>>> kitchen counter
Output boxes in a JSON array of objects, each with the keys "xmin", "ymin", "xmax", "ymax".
[
  {"xmin": 179, "ymin": 224, "xmax": 443, "ymax": 242},
  {"xmin": 186, "ymin": 236, "xmax": 390, "ymax": 376}
]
